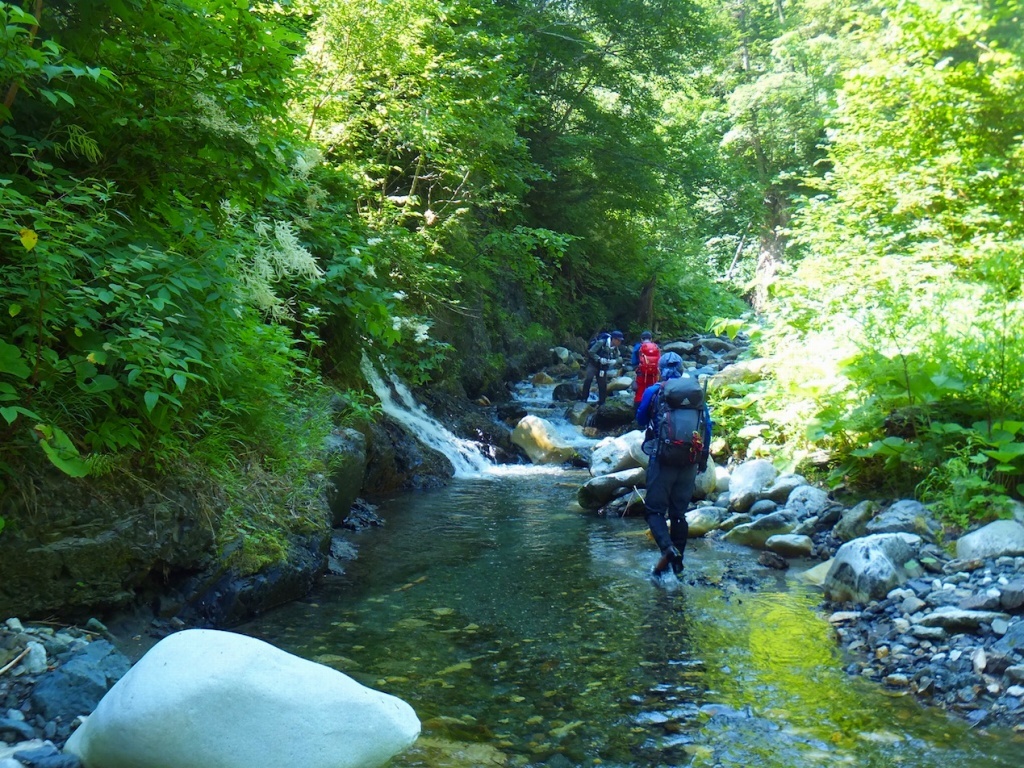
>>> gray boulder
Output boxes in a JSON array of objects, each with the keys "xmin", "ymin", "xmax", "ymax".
[
  {"xmin": 823, "ymin": 533, "xmax": 924, "ymax": 604},
  {"xmin": 833, "ymin": 500, "xmax": 878, "ymax": 542},
  {"xmin": 765, "ymin": 474, "xmax": 808, "ymax": 504},
  {"xmin": 590, "ymin": 431, "xmax": 646, "ymax": 477},
  {"xmin": 765, "ymin": 534, "xmax": 814, "ymax": 559},
  {"xmin": 722, "ymin": 511, "xmax": 796, "ymax": 549},
  {"xmin": 552, "ymin": 382, "xmax": 579, "ymax": 401},
  {"xmin": 577, "ymin": 468, "xmax": 646, "ymax": 510},
  {"xmin": 550, "ymin": 346, "xmax": 571, "ymax": 364},
  {"xmin": 693, "ymin": 462, "xmax": 717, "ymax": 501},
  {"xmin": 565, "ymin": 402, "xmax": 595, "ymax": 426},
  {"xmin": 783, "ymin": 485, "xmax": 831, "ymax": 520},
  {"xmin": 956, "ymin": 520, "xmax": 1024, "ymax": 561},
  {"xmin": 686, "ymin": 507, "xmax": 726, "ymax": 537},
  {"xmin": 749, "ymin": 499, "xmax": 778, "ymax": 516},
  {"xmin": 864, "ymin": 499, "xmax": 941, "ymax": 541},
  {"xmin": 916, "ymin": 606, "xmax": 1010, "ymax": 632},
  {"xmin": 994, "ymin": 621, "xmax": 1024, "ymax": 655},
  {"xmin": 727, "ymin": 459, "xmax": 778, "ymax": 513},
  {"xmin": 30, "ymin": 640, "xmax": 130, "ymax": 722}
]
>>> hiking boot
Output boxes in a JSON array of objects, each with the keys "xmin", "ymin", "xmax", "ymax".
[
  {"xmin": 653, "ymin": 546, "xmax": 682, "ymax": 578},
  {"xmin": 670, "ymin": 552, "xmax": 684, "ymax": 576}
]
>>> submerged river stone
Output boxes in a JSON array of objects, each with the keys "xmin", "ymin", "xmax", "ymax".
[{"xmin": 65, "ymin": 629, "xmax": 420, "ymax": 768}]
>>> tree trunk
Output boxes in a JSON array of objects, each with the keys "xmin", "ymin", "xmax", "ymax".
[{"xmin": 637, "ymin": 275, "xmax": 657, "ymax": 331}]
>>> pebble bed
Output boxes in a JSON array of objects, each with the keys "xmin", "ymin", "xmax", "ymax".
[{"xmin": 823, "ymin": 553, "xmax": 1024, "ymax": 732}]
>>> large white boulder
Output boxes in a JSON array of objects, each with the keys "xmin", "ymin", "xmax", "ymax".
[
  {"xmin": 590, "ymin": 431, "xmax": 646, "ymax": 476},
  {"xmin": 956, "ymin": 520, "xmax": 1024, "ymax": 561},
  {"xmin": 65, "ymin": 629, "xmax": 420, "ymax": 768},
  {"xmin": 511, "ymin": 415, "xmax": 576, "ymax": 464}
]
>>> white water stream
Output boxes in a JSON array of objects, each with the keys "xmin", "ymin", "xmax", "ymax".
[
  {"xmin": 360, "ymin": 357, "xmax": 596, "ymax": 479},
  {"xmin": 360, "ymin": 358, "xmax": 495, "ymax": 477}
]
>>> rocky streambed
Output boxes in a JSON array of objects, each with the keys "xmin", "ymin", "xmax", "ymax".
[{"xmin": 517, "ymin": 335, "xmax": 1024, "ymax": 735}]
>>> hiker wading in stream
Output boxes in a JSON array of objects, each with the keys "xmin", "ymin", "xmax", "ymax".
[
  {"xmin": 636, "ymin": 352, "xmax": 711, "ymax": 581},
  {"xmin": 580, "ymin": 330, "xmax": 625, "ymax": 406}
]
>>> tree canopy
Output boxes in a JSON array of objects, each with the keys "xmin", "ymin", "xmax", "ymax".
[{"xmin": 2, "ymin": 0, "xmax": 1022, "ymax": 526}]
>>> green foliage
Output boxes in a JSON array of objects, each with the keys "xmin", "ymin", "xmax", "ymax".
[{"xmin": 724, "ymin": 0, "xmax": 1024, "ymax": 522}]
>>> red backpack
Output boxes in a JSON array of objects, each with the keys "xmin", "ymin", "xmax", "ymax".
[{"xmin": 638, "ymin": 340, "xmax": 660, "ymax": 376}]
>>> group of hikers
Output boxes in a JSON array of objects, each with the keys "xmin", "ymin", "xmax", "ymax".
[{"xmin": 580, "ymin": 329, "xmax": 712, "ymax": 583}]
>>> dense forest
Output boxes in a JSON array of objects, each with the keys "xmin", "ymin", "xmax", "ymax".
[{"xmin": 1, "ymin": 0, "xmax": 1022, "ymax": 549}]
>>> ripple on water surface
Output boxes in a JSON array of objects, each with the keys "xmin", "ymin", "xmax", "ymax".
[{"xmin": 240, "ymin": 475, "xmax": 1023, "ymax": 767}]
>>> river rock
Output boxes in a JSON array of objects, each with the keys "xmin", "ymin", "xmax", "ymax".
[
  {"xmin": 796, "ymin": 559, "xmax": 834, "ymax": 587},
  {"xmin": 577, "ymin": 467, "xmax": 646, "ymax": 510},
  {"xmin": 956, "ymin": 520, "xmax": 1024, "ymax": 561},
  {"xmin": 590, "ymin": 431, "xmax": 645, "ymax": 476},
  {"xmin": 693, "ymin": 462, "xmax": 717, "ymax": 501},
  {"xmin": 719, "ymin": 513, "xmax": 753, "ymax": 532},
  {"xmin": 916, "ymin": 606, "xmax": 1011, "ymax": 632},
  {"xmin": 993, "ymin": 621, "xmax": 1024, "ymax": 655},
  {"xmin": 589, "ymin": 399, "xmax": 636, "ymax": 430},
  {"xmin": 661, "ymin": 341, "xmax": 695, "ymax": 356},
  {"xmin": 1000, "ymin": 579, "xmax": 1024, "ymax": 612},
  {"xmin": 686, "ymin": 507, "xmax": 725, "ymax": 537},
  {"xmin": 564, "ymin": 402, "xmax": 595, "ymax": 426},
  {"xmin": 727, "ymin": 459, "xmax": 778, "ymax": 513},
  {"xmin": 30, "ymin": 639, "xmax": 130, "ymax": 722},
  {"xmin": 749, "ymin": 499, "xmax": 778, "ymax": 516},
  {"xmin": 783, "ymin": 485, "xmax": 830, "ymax": 520},
  {"xmin": 714, "ymin": 466, "xmax": 730, "ymax": 493},
  {"xmin": 552, "ymin": 383, "xmax": 578, "ymax": 401},
  {"xmin": 765, "ymin": 474, "xmax": 807, "ymax": 504},
  {"xmin": 865, "ymin": 499, "xmax": 941, "ymax": 541},
  {"xmin": 550, "ymin": 346, "xmax": 571, "ymax": 364},
  {"xmin": 64, "ymin": 629, "xmax": 420, "ymax": 768},
  {"xmin": 721, "ymin": 511, "xmax": 796, "ymax": 549},
  {"xmin": 606, "ymin": 376, "xmax": 633, "ymax": 393},
  {"xmin": 823, "ymin": 533, "xmax": 924, "ymax": 604},
  {"xmin": 833, "ymin": 500, "xmax": 878, "ymax": 542},
  {"xmin": 707, "ymin": 358, "xmax": 769, "ymax": 389},
  {"xmin": 765, "ymin": 534, "xmax": 814, "ymax": 558},
  {"xmin": 511, "ymin": 415, "xmax": 576, "ymax": 464}
]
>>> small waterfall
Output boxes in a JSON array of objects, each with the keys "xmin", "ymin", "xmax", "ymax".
[{"xmin": 361, "ymin": 358, "xmax": 494, "ymax": 478}]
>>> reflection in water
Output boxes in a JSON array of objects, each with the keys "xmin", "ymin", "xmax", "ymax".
[{"xmin": 240, "ymin": 475, "xmax": 1022, "ymax": 767}]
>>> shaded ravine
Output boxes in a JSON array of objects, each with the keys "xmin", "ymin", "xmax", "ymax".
[{"xmin": 238, "ymin": 472, "xmax": 1023, "ymax": 767}]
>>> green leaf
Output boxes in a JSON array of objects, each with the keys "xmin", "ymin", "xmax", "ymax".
[
  {"xmin": 144, "ymin": 390, "xmax": 160, "ymax": 413},
  {"xmin": 0, "ymin": 341, "xmax": 32, "ymax": 379},
  {"xmin": 172, "ymin": 372, "xmax": 187, "ymax": 393},
  {"xmin": 981, "ymin": 443, "xmax": 1024, "ymax": 464},
  {"xmin": 35, "ymin": 424, "xmax": 90, "ymax": 478},
  {"xmin": 79, "ymin": 375, "xmax": 119, "ymax": 393}
]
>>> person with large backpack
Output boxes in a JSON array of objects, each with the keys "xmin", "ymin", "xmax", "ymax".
[
  {"xmin": 630, "ymin": 330, "xmax": 660, "ymax": 406},
  {"xmin": 636, "ymin": 352, "xmax": 712, "ymax": 581},
  {"xmin": 580, "ymin": 330, "xmax": 624, "ymax": 406}
]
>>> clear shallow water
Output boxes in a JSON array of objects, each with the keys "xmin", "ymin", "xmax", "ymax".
[{"xmin": 240, "ymin": 472, "xmax": 1022, "ymax": 767}]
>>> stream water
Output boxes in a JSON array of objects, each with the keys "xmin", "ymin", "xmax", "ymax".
[{"xmin": 239, "ymin": 380, "xmax": 1023, "ymax": 767}]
